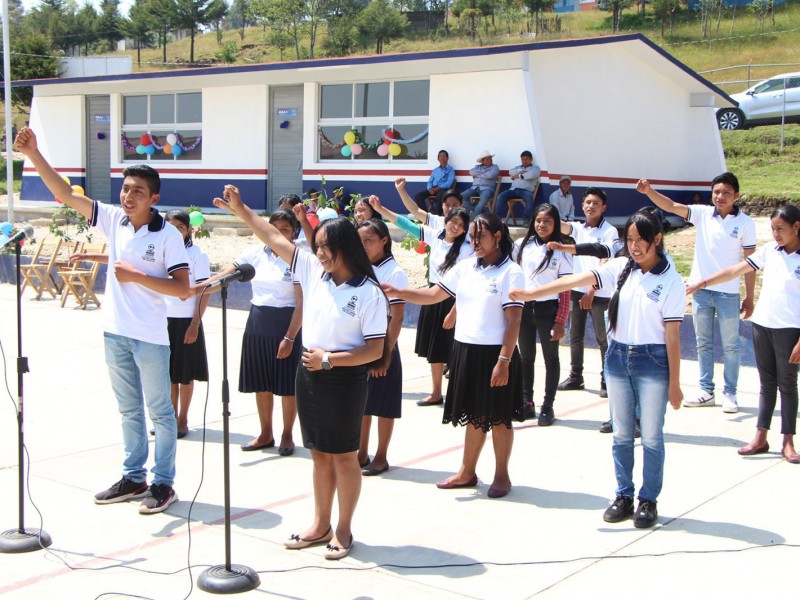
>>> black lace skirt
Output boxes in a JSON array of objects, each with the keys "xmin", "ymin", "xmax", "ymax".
[
  {"xmin": 444, "ymin": 341, "xmax": 524, "ymax": 432},
  {"xmin": 414, "ymin": 294, "xmax": 456, "ymax": 364},
  {"xmin": 364, "ymin": 345, "xmax": 403, "ymax": 419}
]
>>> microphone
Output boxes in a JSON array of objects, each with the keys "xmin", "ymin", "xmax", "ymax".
[
  {"xmin": 204, "ymin": 263, "xmax": 256, "ymax": 290},
  {"xmin": 1, "ymin": 225, "xmax": 35, "ymax": 249}
]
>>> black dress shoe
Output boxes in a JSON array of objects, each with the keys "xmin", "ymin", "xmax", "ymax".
[
  {"xmin": 599, "ymin": 421, "xmax": 613, "ymax": 434},
  {"xmin": 557, "ymin": 375, "xmax": 584, "ymax": 391},
  {"xmin": 603, "ymin": 495, "xmax": 634, "ymax": 523},
  {"xmin": 633, "ymin": 500, "xmax": 658, "ymax": 528},
  {"xmin": 522, "ymin": 402, "xmax": 537, "ymax": 421},
  {"xmin": 538, "ymin": 405, "xmax": 555, "ymax": 427}
]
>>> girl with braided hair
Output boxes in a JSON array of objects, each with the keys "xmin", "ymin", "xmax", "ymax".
[{"xmin": 511, "ymin": 210, "xmax": 685, "ymax": 528}]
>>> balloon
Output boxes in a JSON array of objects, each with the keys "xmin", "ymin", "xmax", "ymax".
[
  {"xmin": 350, "ymin": 143, "xmax": 362, "ymax": 156},
  {"xmin": 382, "ymin": 129, "xmax": 398, "ymax": 144},
  {"xmin": 189, "ymin": 211, "xmax": 205, "ymax": 227},
  {"xmin": 343, "ymin": 131, "xmax": 356, "ymax": 145},
  {"xmin": 144, "ymin": 145, "xmax": 156, "ymax": 155},
  {"xmin": 388, "ymin": 143, "xmax": 402, "ymax": 157},
  {"xmin": 0, "ymin": 222, "xmax": 12, "ymax": 236},
  {"xmin": 140, "ymin": 134, "xmax": 152, "ymax": 145},
  {"xmin": 163, "ymin": 144, "xmax": 172, "ymax": 155},
  {"xmin": 377, "ymin": 144, "xmax": 389, "ymax": 157},
  {"xmin": 136, "ymin": 144, "xmax": 146, "ymax": 154},
  {"xmin": 166, "ymin": 133, "xmax": 178, "ymax": 146},
  {"xmin": 61, "ymin": 175, "xmax": 71, "ymax": 186},
  {"xmin": 317, "ymin": 207, "xmax": 338, "ymax": 222},
  {"xmin": 172, "ymin": 145, "xmax": 182, "ymax": 156},
  {"xmin": 340, "ymin": 145, "xmax": 352, "ymax": 157},
  {"xmin": 71, "ymin": 185, "xmax": 84, "ymax": 196},
  {"xmin": 415, "ymin": 241, "xmax": 427, "ymax": 254}
]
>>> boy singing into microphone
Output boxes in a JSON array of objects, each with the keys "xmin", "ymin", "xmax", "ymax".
[{"xmin": 15, "ymin": 128, "xmax": 189, "ymax": 514}]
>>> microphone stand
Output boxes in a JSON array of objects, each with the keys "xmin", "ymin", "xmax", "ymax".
[
  {"xmin": 198, "ymin": 281, "xmax": 259, "ymax": 593},
  {"xmin": 0, "ymin": 243, "xmax": 52, "ymax": 553}
]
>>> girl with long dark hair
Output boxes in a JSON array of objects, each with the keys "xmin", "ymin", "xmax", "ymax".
[
  {"xmin": 511, "ymin": 210, "xmax": 685, "ymax": 528},
  {"xmin": 214, "ymin": 186, "xmax": 387, "ymax": 561},
  {"xmin": 513, "ymin": 203, "xmax": 572, "ymax": 425}
]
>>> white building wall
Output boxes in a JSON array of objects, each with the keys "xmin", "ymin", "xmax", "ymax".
[
  {"xmin": 28, "ymin": 94, "xmax": 85, "ymax": 178},
  {"xmin": 202, "ymin": 85, "xmax": 268, "ymax": 171}
]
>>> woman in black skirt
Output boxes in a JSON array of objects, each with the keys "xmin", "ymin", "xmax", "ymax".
[
  {"xmin": 165, "ymin": 210, "xmax": 210, "ymax": 439},
  {"xmin": 384, "ymin": 214, "xmax": 525, "ymax": 499},
  {"xmin": 205, "ymin": 208, "xmax": 303, "ymax": 456},
  {"xmin": 215, "ymin": 185, "xmax": 387, "ymax": 561},
  {"xmin": 356, "ymin": 216, "xmax": 408, "ymax": 476}
]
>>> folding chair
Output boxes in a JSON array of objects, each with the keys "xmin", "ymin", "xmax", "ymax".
[
  {"xmin": 506, "ymin": 182, "xmax": 540, "ymax": 227},
  {"xmin": 54, "ymin": 240, "xmax": 84, "ymax": 289},
  {"xmin": 59, "ymin": 242, "xmax": 106, "ymax": 309},
  {"xmin": 20, "ymin": 237, "xmax": 63, "ymax": 300},
  {"xmin": 427, "ymin": 183, "xmax": 457, "ymax": 213}
]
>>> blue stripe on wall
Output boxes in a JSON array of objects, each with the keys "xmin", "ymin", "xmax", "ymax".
[{"xmin": 21, "ymin": 176, "xmax": 87, "ymax": 203}]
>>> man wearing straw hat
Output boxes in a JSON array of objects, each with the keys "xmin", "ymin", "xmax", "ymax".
[{"xmin": 461, "ymin": 150, "xmax": 500, "ymax": 216}]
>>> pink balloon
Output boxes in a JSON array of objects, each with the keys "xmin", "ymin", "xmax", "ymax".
[
  {"xmin": 377, "ymin": 144, "xmax": 389, "ymax": 157},
  {"xmin": 350, "ymin": 143, "xmax": 362, "ymax": 156}
]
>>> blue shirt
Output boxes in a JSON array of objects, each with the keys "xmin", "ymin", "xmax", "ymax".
[
  {"xmin": 427, "ymin": 164, "xmax": 455, "ymax": 190},
  {"xmin": 469, "ymin": 163, "xmax": 500, "ymax": 191}
]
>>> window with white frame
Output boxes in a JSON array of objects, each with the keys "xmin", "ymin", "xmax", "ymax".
[
  {"xmin": 121, "ymin": 92, "xmax": 202, "ymax": 161},
  {"xmin": 317, "ymin": 80, "xmax": 429, "ymax": 161}
]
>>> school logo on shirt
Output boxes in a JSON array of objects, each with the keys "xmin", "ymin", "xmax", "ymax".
[
  {"xmin": 142, "ymin": 244, "xmax": 156, "ymax": 263},
  {"xmin": 729, "ymin": 226, "xmax": 739, "ymax": 239},
  {"xmin": 548, "ymin": 257, "xmax": 559, "ymax": 271},
  {"xmin": 282, "ymin": 267, "xmax": 292, "ymax": 282},
  {"xmin": 647, "ymin": 284, "xmax": 663, "ymax": 303},
  {"xmin": 488, "ymin": 278, "xmax": 498, "ymax": 294},
  {"xmin": 794, "ymin": 265, "xmax": 800, "ymax": 279},
  {"xmin": 342, "ymin": 295, "xmax": 358, "ymax": 317}
]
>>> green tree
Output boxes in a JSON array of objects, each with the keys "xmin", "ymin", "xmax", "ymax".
[
  {"xmin": 229, "ymin": 0, "xmax": 253, "ymax": 40},
  {"xmin": 597, "ymin": 0, "xmax": 632, "ymax": 32},
  {"xmin": 207, "ymin": 0, "xmax": 229, "ymax": 45},
  {"xmin": 174, "ymin": 0, "xmax": 216, "ymax": 63},
  {"xmin": 147, "ymin": 0, "xmax": 178, "ymax": 63},
  {"xmin": 652, "ymin": 0, "xmax": 680, "ymax": 36},
  {"xmin": 127, "ymin": 0, "xmax": 156, "ymax": 66},
  {"xmin": 73, "ymin": 2, "xmax": 99, "ymax": 56},
  {"xmin": 96, "ymin": 0, "xmax": 126, "ymax": 51},
  {"xmin": 28, "ymin": 0, "xmax": 70, "ymax": 52},
  {"xmin": 252, "ymin": 0, "xmax": 304, "ymax": 59},
  {"xmin": 1, "ymin": 33, "xmax": 59, "ymax": 108},
  {"xmin": 357, "ymin": 0, "xmax": 407, "ymax": 53}
]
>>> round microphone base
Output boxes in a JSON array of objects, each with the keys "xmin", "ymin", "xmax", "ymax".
[
  {"xmin": 0, "ymin": 528, "xmax": 53, "ymax": 554},
  {"xmin": 197, "ymin": 564, "xmax": 260, "ymax": 594}
]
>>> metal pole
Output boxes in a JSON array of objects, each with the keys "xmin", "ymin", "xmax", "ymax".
[
  {"xmin": 3, "ymin": 0, "xmax": 16, "ymax": 222},
  {"xmin": 780, "ymin": 77, "xmax": 787, "ymax": 151}
]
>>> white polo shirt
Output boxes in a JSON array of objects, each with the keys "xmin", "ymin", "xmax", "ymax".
[
  {"xmin": 235, "ymin": 245, "xmax": 298, "ymax": 308},
  {"xmin": 687, "ymin": 204, "xmax": 756, "ymax": 294},
  {"xmin": 166, "ymin": 240, "xmax": 210, "ymax": 318},
  {"xmin": 438, "ymin": 255, "xmax": 525, "ymax": 345},
  {"xmin": 568, "ymin": 218, "xmax": 618, "ymax": 297},
  {"xmin": 372, "ymin": 256, "xmax": 408, "ymax": 306},
  {"xmin": 420, "ymin": 224, "xmax": 474, "ymax": 284},
  {"xmin": 746, "ymin": 242, "xmax": 800, "ymax": 329},
  {"xmin": 291, "ymin": 247, "xmax": 388, "ymax": 350},
  {"xmin": 592, "ymin": 256, "xmax": 685, "ymax": 345},
  {"xmin": 512, "ymin": 237, "xmax": 573, "ymax": 300},
  {"xmin": 90, "ymin": 202, "xmax": 189, "ymax": 346}
]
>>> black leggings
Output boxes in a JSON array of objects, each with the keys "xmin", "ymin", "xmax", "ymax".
[
  {"xmin": 753, "ymin": 323, "xmax": 800, "ymax": 435},
  {"xmin": 518, "ymin": 301, "xmax": 560, "ymax": 406}
]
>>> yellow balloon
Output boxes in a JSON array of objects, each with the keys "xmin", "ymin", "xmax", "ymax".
[
  {"xmin": 61, "ymin": 175, "xmax": 71, "ymax": 186},
  {"xmin": 343, "ymin": 131, "xmax": 356, "ymax": 145},
  {"xmin": 388, "ymin": 143, "xmax": 402, "ymax": 156},
  {"xmin": 71, "ymin": 185, "xmax": 85, "ymax": 196}
]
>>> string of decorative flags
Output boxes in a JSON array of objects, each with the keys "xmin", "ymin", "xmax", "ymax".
[
  {"xmin": 318, "ymin": 127, "xmax": 429, "ymax": 158},
  {"xmin": 121, "ymin": 132, "xmax": 202, "ymax": 157}
]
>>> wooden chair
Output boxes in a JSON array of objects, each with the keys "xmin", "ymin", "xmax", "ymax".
[
  {"xmin": 59, "ymin": 242, "xmax": 106, "ymax": 309},
  {"xmin": 505, "ymin": 182, "xmax": 541, "ymax": 227},
  {"xmin": 427, "ymin": 183, "xmax": 457, "ymax": 213},
  {"xmin": 473, "ymin": 179, "xmax": 503, "ymax": 215},
  {"xmin": 20, "ymin": 237, "xmax": 63, "ymax": 300},
  {"xmin": 54, "ymin": 240, "xmax": 84, "ymax": 289}
]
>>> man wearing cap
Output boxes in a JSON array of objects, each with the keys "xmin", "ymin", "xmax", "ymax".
[
  {"xmin": 494, "ymin": 150, "xmax": 541, "ymax": 222},
  {"xmin": 461, "ymin": 150, "xmax": 500, "ymax": 216},
  {"xmin": 549, "ymin": 176, "xmax": 575, "ymax": 222}
]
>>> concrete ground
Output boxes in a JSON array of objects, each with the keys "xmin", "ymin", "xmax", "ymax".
[{"xmin": 0, "ymin": 282, "xmax": 798, "ymax": 600}]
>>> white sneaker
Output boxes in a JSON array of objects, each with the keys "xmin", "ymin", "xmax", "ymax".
[
  {"xmin": 721, "ymin": 393, "xmax": 739, "ymax": 413},
  {"xmin": 684, "ymin": 391, "xmax": 715, "ymax": 408}
]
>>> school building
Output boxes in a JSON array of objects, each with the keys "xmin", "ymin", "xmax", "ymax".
[{"xmin": 15, "ymin": 33, "xmax": 735, "ymax": 217}]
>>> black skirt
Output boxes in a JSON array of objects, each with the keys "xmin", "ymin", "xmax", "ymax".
[
  {"xmin": 295, "ymin": 362, "xmax": 368, "ymax": 454},
  {"xmin": 239, "ymin": 304, "xmax": 302, "ymax": 396},
  {"xmin": 167, "ymin": 317, "xmax": 209, "ymax": 385},
  {"xmin": 414, "ymin": 294, "xmax": 456, "ymax": 364},
  {"xmin": 365, "ymin": 345, "xmax": 403, "ymax": 419},
  {"xmin": 444, "ymin": 341, "xmax": 524, "ymax": 432}
]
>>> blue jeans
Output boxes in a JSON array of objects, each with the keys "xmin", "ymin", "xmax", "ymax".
[
  {"xmin": 605, "ymin": 341, "xmax": 670, "ymax": 503},
  {"xmin": 692, "ymin": 288, "xmax": 741, "ymax": 396},
  {"xmin": 104, "ymin": 332, "xmax": 176, "ymax": 486},
  {"xmin": 461, "ymin": 186, "xmax": 493, "ymax": 216},
  {"xmin": 494, "ymin": 189, "xmax": 534, "ymax": 219}
]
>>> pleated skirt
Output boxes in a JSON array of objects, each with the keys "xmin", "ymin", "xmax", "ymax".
[
  {"xmin": 167, "ymin": 317, "xmax": 209, "ymax": 384},
  {"xmin": 364, "ymin": 345, "xmax": 403, "ymax": 419},
  {"xmin": 295, "ymin": 362, "xmax": 367, "ymax": 454},
  {"xmin": 238, "ymin": 304, "xmax": 301, "ymax": 396},
  {"xmin": 444, "ymin": 341, "xmax": 524, "ymax": 432},
  {"xmin": 414, "ymin": 294, "xmax": 456, "ymax": 364}
]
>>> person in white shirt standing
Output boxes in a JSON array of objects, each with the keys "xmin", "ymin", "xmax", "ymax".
[
  {"xmin": 686, "ymin": 205, "xmax": 800, "ymax": 463},
  {"xmin": 636, "ymin": 173, "xmax": 756, "ymax": 414}
]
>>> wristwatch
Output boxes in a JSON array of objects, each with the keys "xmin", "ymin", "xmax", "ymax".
[{"xmin": 321, "ymin": 352, "xmax": 332, "ymax": 371}]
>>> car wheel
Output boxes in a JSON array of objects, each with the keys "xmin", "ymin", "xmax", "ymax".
[{"xmin": 717, "ymin": 108, "xmax": 744, "ymax": 130}]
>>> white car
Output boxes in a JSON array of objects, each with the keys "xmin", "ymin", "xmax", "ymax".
[{"xmin": 717, "ymin": 72, "xmax": 800, "ymax": 130}]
